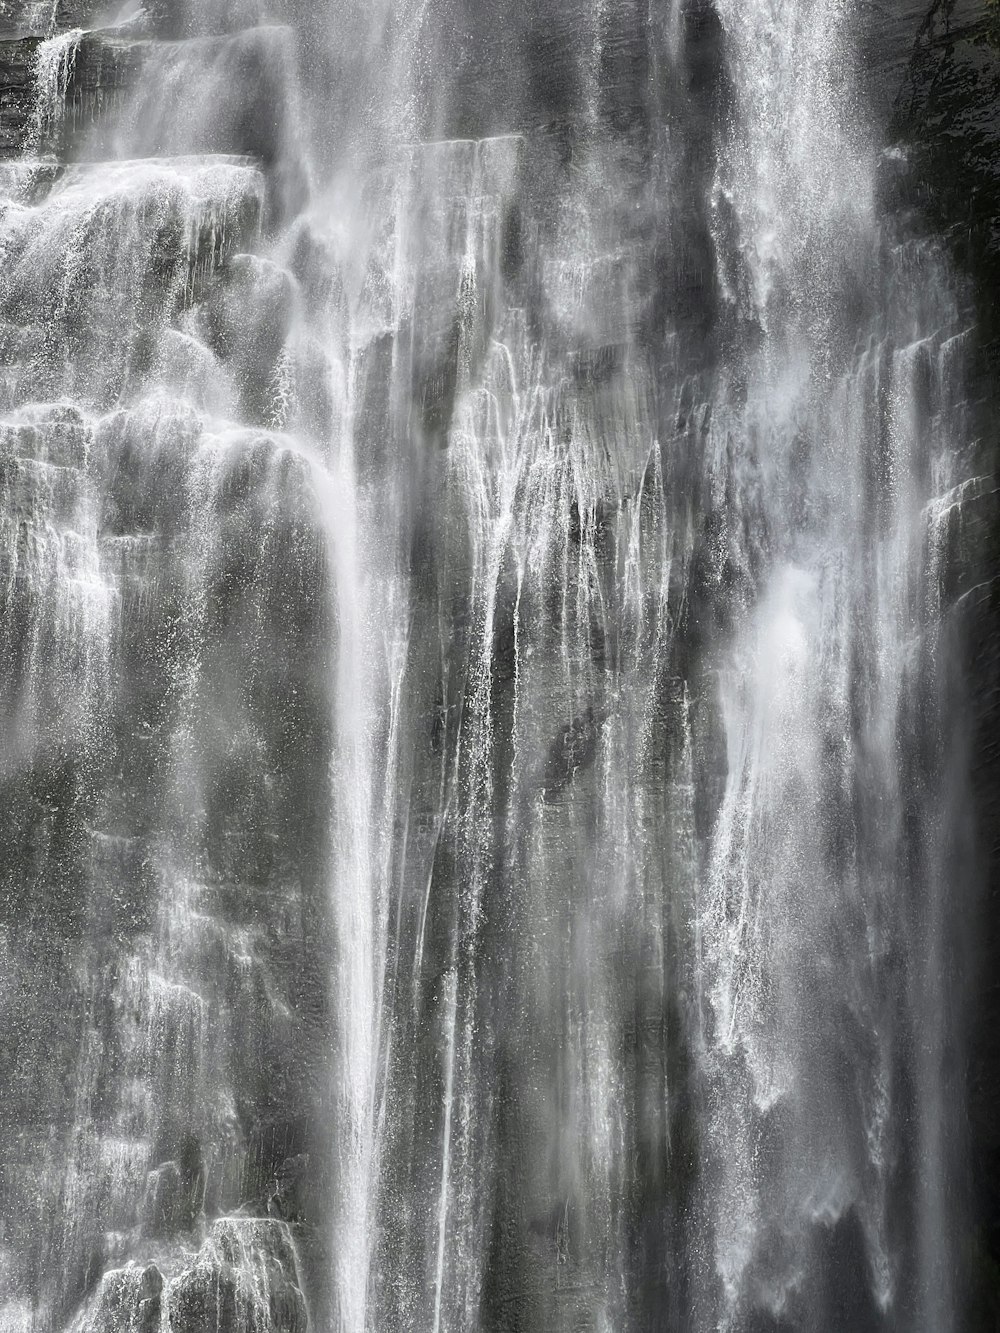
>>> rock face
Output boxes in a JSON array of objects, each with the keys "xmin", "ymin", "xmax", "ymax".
[
  {"xmin": 75, "ymin": 1264, "xmax": 164, "ymax": 1333},
  {"xmin": 167, "ymin": 1221, "xmax": 309, "ymax": 1333},
  {"xmin": 0, "ymin": 35, "xmax": 38, "ymax": 153},
  {"xmin": 0, "ymin": 0, "xmax": 997, "ymax": 1331},
  {"xmin": 0, "ymin": 16, "xmax": 328, "ymax": 1328},
  {"xmin": 0, "ymin": 0, "xmax": 105, "ymax": 38},
  {"xmin": 879, "ymin": 12, "xmax": 1000, "ymax": 1328},
  {"xmin": 73, "ymin": 1221, "xmax": 307, "ymax": 1333}
]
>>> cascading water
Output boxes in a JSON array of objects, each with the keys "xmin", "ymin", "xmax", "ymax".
[{"xmin": 0, "ymin": 0, "xmax": 984, "ymax": 1330}]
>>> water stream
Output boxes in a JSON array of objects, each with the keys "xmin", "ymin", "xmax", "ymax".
[{"xmin": 0, "ymin": 0, "xmax": 975, "ymax": 1330}]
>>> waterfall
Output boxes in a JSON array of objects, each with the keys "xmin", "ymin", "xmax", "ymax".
[{"xmin": 0, "ymin": 0, "xmax": 981, "ymax": 1331}]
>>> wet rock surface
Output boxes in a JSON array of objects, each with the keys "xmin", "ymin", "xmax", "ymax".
[
  {"xmin": 881, "ymin": 11, "xmax": 1000, "ymax": 1327},
  {"xmin": 0, "ymin": 0, "xmax": 997, "ymax": 1330},
  {"xmin": 167, "ymin": 1221, "xmax": 309, "ymax": 1333},
  {"xmin": 70, "ymin": 1221, "xmax": 307, "ymax": 1333},
  {"xmin": 0, "ymin": 15, "xmax": 326, "ymax": 1302},
  {"xmin": 0, "ymin": 34, "xmax": 38, "ymax": 153}
]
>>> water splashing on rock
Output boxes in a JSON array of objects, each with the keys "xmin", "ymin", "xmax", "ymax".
[{"xmin": 0, "ymin": 0, "xmax": 984, "ymax": 1330}]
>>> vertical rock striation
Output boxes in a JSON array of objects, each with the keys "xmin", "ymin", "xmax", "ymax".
[{"xmin": 0, "ymin": 0, "xmax": 996, "ymax": 1330}]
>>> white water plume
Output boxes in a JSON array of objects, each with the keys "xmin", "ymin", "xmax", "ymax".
[{"xmin": 0, "ymin": 0, "xmax": 976, "ymax": 1330}]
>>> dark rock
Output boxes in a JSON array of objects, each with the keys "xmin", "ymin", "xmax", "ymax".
[
  {"xmin": 141, "ymin": 1264, "xmax": 164, "ymax": 1299},
  {"xmin": 169, "ymin": 1261, "xmax": 243, "ymax": 1333},
  {"xmin": 0, "ymin": 0, "xmax": 103, "ymax": 39},
  {"xmin": 167, "ymin": 1219, "xmax": 309, "ymax": 1333},
  {"xmin": 0, "ymin": 36, "xmax": 39, "ymax": 156},
  {"xmin": 141, "ymin": 1147, "xmax": 204, "ymax": 1238},
  {"xmin": 75, "ymin": 1262, "xmax": 163, "ymax": 1333},
  {"xmin": 141, "ymin": 1160, "xmax": 183, "ymax": 1237},
  {"xmin": 0, "ymin": 29, "xmax": 143, "ymax": 162},
  {"xmin": 541, "ymin": 705, "xmax": 605, "ymax": 797},
  {"xmin": 267, "ymin": 1152, "xmax": 309, "ymax": 1223},
  {"xmin": 203, "ymin": 255, "xmax": 295, "ymax": 427},
  {"xmin": 932, "ymin": 477, "xmax": 1000, "ymax": 610},
  {"xmin": 62, "ymin": 34, "xmax": 147, "ymax": 154},
  {"xmin": 138, "ymin": 1266, "xmax": 164, "ymax": 1333},
  {"xmin": 881, "ymin": 1, "xmax": 1000, "ymax": 341}
]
